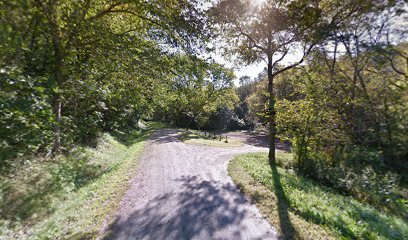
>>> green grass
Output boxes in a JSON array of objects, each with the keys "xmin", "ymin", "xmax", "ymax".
[
  {"xmin": 0, "ymin": 122, "xmax": 159, "ymax": 239},
  {"xmin": 228, "ymin": 152, "xmax": 408, "ymax": 240},
  {"xmin": 178, "ymin": 131, "xmax": 243, "ymax": 147}
]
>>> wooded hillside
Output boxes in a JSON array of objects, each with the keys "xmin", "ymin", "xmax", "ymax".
[{"xmin": 1, "ymin": 0, "xmax": 407, "ymax": 239}]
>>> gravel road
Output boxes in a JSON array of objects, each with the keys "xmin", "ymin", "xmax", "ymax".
[{"xmin": 101, "ymin": 129, "xmax": 278, "ymax": 240}]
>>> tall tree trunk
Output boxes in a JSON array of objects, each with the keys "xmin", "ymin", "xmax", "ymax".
[
  {"xmin": 36, "ymin": 1, "xmax": 65, "ymax": 155},
  {"xmin": 51, "ymin": 92, "xmax": 62, "ymax": 154},
  {"xmin": 50, "ymin": 45, "xmax": 63, "ymax": 155},
  {"xmin": 47, "ymin": 2, "xmax": 64, "ymax": 155},
  {"xmin": 267, "ymin": 54, "xmax": 276, "ymax": 166}
]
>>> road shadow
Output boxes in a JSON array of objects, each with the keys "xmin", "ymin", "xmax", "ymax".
[
  {"xmin": 226, "ymin": 132, "xmax": 291, "ymax": 151},
  {"xmin": 149, "ymin": 129, "xmax": 182, "ymax": 144},
  {"xmin": 104, "ymin": 176, "xmax": 253, "ymax": 240},
  {"xmin": 111, "ymin": 127, "xmax": 178, "ymax": 147},
  {"xmin": 271, "ymin": 164, "xmax": 298, "ymax": 240}
]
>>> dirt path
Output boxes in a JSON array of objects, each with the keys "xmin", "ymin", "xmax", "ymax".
[
  {"xmin": 226, "ymin": 131, "xmax": 291, "ymax": 151},
  {"xmin": 100, "ymin": 129, "xmax": 278, "ymax": 240}
]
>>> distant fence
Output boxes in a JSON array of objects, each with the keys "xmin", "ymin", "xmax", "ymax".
[{"xmin": 189, "ymin": 129, "xmax": 229, "ymax": 143}]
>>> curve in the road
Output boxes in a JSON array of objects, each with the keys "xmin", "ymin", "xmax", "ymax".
[{"xmin": 100, "ymin": 129, "xmax": 278, "ymax": 240}]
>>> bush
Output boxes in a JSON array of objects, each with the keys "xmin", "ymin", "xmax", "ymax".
[
  {"xmin": 49, "ymin": 150, "xmax": 102, "ymax": 190},
  {"xmin": 0, "ymin": 68, "xmax": 53, "ymax": 164},
  {"xmin": 292, "ymin": 150, "xmax": 406, "ymax": 216},
  {"xmin": 229, "ymin": 152, "xmax": 408, "ymax": 239}
]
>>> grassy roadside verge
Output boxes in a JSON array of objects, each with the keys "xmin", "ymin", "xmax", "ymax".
[
  {"xmin": 0, "ymin": 122, "xmax": 162, "ymax": 239},
  {"xmin": 228, "ymin": 152, "xmax": 408, "ymax": 240},
  {"xmin": 178, "ymin": 130, "xmax": 243, "ymax": 147}
]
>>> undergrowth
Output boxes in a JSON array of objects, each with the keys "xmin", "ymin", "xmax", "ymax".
[
  {"xmin": 0, "ymin": 122, "xmax": 161, "ymax": 239},
  {"xmin": 228, "ymin": 152, "xmax": 408, "ymax": 239}
]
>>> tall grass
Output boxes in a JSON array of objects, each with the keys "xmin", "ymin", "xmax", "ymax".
[
  {"xmin": 229, "ymin": 152, "xmax": 408, "ymax": 239},
  {"xmin": 0, "ymin": 124, "xmax": 158, "ymax": 239}
]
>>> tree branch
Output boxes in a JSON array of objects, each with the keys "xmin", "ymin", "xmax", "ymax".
[
  {"xmin": 238, "ymin": 26, "xmax": 267, "ymax": 52},
  {"xmin": 272, "ymin": 44, "xmax": 314, "ymax": 77},
  {"xmin": 65, "ymin": 0, "xmax": 92, "ymax": 51},
  {"xmin": 271, "ymin": 50, "xmax": 288, "ymax": 70},
  {"xmin": 87, "ymin": 2, "xmax": 123, "ymax": 20}
]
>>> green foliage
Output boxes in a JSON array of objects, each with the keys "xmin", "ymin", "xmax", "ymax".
[
  {"xmin": 155, "ymin": 55, "xmax": 238, "ymax": 129},
  {"xmin": 271, "ymin": 56, "xmax": 408, "ymax": 213},
  {"xmin": 230, "ymin": 152, "xmax": 408, "ymax": 239},
  {"xmin": 0, "ymin": 0, "xmax": 222, "ymax": 160},
  {"xmin": 0, "ymin": 68, "xmax": 53, "ymax": 162},
  {"xmin": 0, "ymin": 124, "xmax": 154, "ymax": 239},
  {"xmin": 233, "ymin": 75, "xmax": 265, "ymax": 129},
  {"xmin": 244, "ymin": 78, "xmax": 269, "ymax": 126},
  {"xmin": 271, "ymin": 147, "xmax": 407, "ymax": 217},
  {"xmin": 231, "ymin": 39, "xmax": 408, "ymax": 220}
]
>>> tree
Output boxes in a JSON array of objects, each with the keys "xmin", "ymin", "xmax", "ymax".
[
  {"xmin": 156, "ymin": 54, "xmax": 237, "ymax": 129},
  {"xmin": 211, "ymin": 0, "xmax": 393, "ymax": 166},
  {"xmin": 1, "ymin": 0, "xmax": 211, "ymax": 155}
]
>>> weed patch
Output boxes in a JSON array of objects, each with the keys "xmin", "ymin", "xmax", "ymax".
[
  {"xmin": 0, "ymin": 123, "xmax": 159, "ymax": 239},
  {"xmin": 228, "ymin": 152, "xmax": 408, "ymax": 239}
]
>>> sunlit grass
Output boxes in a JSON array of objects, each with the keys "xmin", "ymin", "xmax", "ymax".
[
  {"xmin": 0, "ymin": 123, "xmax": 160, "ymax": 239},
  {"xmin": 228, "ymin": 152, "xmax": 408, "ymax": 239}
]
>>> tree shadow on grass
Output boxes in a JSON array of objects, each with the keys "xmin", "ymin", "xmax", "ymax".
[
  {"xmin": 271, "ymin": 164, "xmax": 298, "ymax": 240},
  {"xmin": 1, "ymin": 180, "xmax": 58, "ymax": 222},
  {"xmin": 269, "ymin": 165, "xmax": 356, "ymax": 239},
  {"xmin": 276, "ymin": 173, "xmax": 358, "ymax": 238},
  {"xmin": 110, "ymin": 128, "xmax": 146, "ymax": 146},
  {"xmin": 104, "ymin": 175, "xmax": 276, "ymax": 240},
  {"xmin": 268, "ymin": 166, "xmax": 400, "ymax": 239},
  {"xmin": 1, "ymin": 158, "xmax": 115, "ymax": 226}
]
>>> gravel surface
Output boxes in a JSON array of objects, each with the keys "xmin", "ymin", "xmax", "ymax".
[{"xmin": 100, "ymin": 129, "xmax": 278, "ymax": 240}]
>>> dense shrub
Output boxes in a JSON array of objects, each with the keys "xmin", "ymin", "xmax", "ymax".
[
  {"xmin": 274, "ymin": 145, "xmax": 407, "ymax": 216},
  {"xmin": 0, "ymin": 68, "xmax": 53, "ymax": 164}
]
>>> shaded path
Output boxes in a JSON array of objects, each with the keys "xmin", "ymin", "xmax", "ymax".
[
  {"xmin": 100, "ymin": 129, "xmax": 278, "ymax": 240},
  {"xmin": 226, "ymin": 131, "xmax": 291, "ymax": 151}
]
